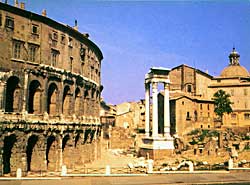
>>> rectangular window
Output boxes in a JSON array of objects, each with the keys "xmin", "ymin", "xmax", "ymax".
[
  {"xmin": 244, "ymin": 89, "xmax": 248, "ymax": 96},
  {"xmin": 52, "ymin": 31, "xmax": 58, "ymax": 40},
  {"xmin": 32, "ymin": 24, "xmax": 39, "ymax": 34},
  {"xmin": 200, "ymin": 104, "xmax": 203, "ymax": 110},
  {"xmin": 231, "ymin": 113, "xmax": 237, "ymax": 120},
  {"xmin": 231, "ymin": 89, "xmax": 234, "ymax": 96},
  {"xmin": 28, "ymin": 44, "xmax": 38, "ymax": 62},
  {"xmin": 13, "ymin": 41, "xmax": 22, "ymax": 59},
  {"xmin": 208, "ymin": 104, "xmax": 210, "ymax": 110},
  {"xmin": 68, "ymin": 37, "xmax": 73, "ymax": 47},
  {"xmin": 61, "ymin": 34, "xmax": 66, "ymax": 44},
  {"xmin": 244, "ymin": 113, "xmax": 250, "ymax": 120},
  {"xmin": 69, "ymin": 57, "xmax": 73, "ymax": 71},
  {"xmin": 187, "ymin": 85, "xmax": 192, "ymax": 93},
  {"xmin": 186, "ymin": 112, "xmax": 191, "ymax": 120},
  {"xmin": 5, "ymin": 16, "xmax": 14, "ymax": 30},
  {"xmin": 51, "ymin": 50, "xmax": 59, "ymax": 67}
]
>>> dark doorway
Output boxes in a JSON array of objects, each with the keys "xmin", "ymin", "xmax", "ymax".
[
  {"xmin": 3, "ymin": 134, "xmax": 17, "ymax": 174},
  {"xmin": 5, "ymin": 76, "xmax": 20, "ymax": 112},
  {"xmin": 26, "ymin": 135, "xmax": 38, "ymax": 171}
]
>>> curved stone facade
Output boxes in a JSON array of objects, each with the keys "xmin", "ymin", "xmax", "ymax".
[{"xmin": 0, "ymin": 2, "xmax": 103, "ymax": 176}]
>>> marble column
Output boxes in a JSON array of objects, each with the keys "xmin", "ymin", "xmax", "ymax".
[
  {"xmin": 145, "ymin": 83, "xmax": 150, "ymax": 137},
  {"xmin": 152, "ymin": 82, "xmax": 158, "ymax": 138},
  {"xmin": 164, "ymin": 83, "xmax": 171, "ymax": 138}
]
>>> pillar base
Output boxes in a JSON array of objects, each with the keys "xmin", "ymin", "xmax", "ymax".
[{"xmin": 139, "ymin": 136, "xmax": 175, "ymax": 160}]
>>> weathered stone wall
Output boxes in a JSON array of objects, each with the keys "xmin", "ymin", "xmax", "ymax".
[
  {"xmin": 110, "ymin": 127, "xmax": 134, "ymax": 149},
  {"xmin": 0, "ymin": 123, "xmax": 102, "ymax": 175},
  {"xmin": 0, "ymin": 2, "xmax": 103, "ymax": 176}
]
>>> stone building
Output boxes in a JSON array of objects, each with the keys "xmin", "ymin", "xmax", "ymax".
[
  {"xmin": 209, "ymin": 48, "xmax": 250, "ymax": 127},
  {"xmin": 0, "ymin": 2, "xmax": 103, "ymax": 176},
  {"xmin": 160, "ymin": 48, "xmax": 250, "ymax": 136}
]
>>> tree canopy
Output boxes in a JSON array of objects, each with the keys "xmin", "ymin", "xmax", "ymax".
[{"xmin": 213, "ymin": 89, "xmax": 233, "ymax": 119}]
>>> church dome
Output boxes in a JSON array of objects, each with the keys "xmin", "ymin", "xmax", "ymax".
[
  {"xmin": 220, "ymin": 65, "xmax": 249, "ymax": 77},
  {"xmin": 220, "ymin": 48, "xmax": 249, "ymax": 78}
]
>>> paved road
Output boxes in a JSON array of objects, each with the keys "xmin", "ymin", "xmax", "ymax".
[{"xmin": 1, "ymin": 172, "xmax": 250, "ymax": 185}]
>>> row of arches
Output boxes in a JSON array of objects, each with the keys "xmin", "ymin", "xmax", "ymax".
[
  {"xmin": 1, "ymin": 129, "xmax": 100, "ymax": 175},
  {"xmin": 4, "ymin": 75, "xmax": 100, "ymax": 117}
]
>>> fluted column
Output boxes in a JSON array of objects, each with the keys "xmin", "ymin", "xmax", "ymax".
[
  {"xmin": 164, "ymin": 83, "xmax": 171, "ymax": 138},
  {"xmin": 152, "ymin": 82, "xmax": 158, "ymax": 138},
  {"xmin": 145, "ymin": 83, "xmax": 150, "ymax": 137}
]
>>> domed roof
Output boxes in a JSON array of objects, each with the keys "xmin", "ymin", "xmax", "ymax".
[
  {"xmin": 220, "ymin": 48, "xmax": 249, "ymax": 78},
  {"xmin": 220, "ymin": 65, "xmax": 249, "ymax": 77}
]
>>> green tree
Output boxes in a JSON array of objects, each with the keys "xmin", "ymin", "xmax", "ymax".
[{"xmin": 213, "ymin": 90, "xmax": 233, "ymax": 123}]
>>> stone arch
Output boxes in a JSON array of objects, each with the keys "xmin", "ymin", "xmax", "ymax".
[
  {"xmin": 3, "ymin": 134, "xmax": 17, "ymax": 174},
  {"xmin": 74, "ymin": 87, "xmax": 81, "ymax": 116},
  {"xmin": 5, "ymin": 76, "xmax": 21, "ymax": 112},
  {"xmin": 91, "ymin": 88, "xmax": 96, "ymax": 100},
  {"xmin": 62, "ymin": 134, "xmax": 74, "ymax": 168},
  {"xmin": 83, "ymin": 88, "xmax": 89, "ymax": 115},
  {"xmin": 62, "ymin": 134, "xmax": 70, "ymax": 152},
  {"xmin": 46, "ymin": 135, "xmax": 59, "ymax": 171},
  {"xmin": 28, "ymin": 80, "xmax": 42, "ymax": 114},
  {"xmin": 74, "ymin": 133, "xmax": 81, "ymax": 147},
  {"xmin": 62, "ymin": 85, "xmax": 72, "ymax": 116},
  {"xmin": 47, "ymin": 83, "xmax": 58, "ymax": 115},
  {"xmin": 26, "ymin": 135, "xmax": 39, "ymax": 172}
]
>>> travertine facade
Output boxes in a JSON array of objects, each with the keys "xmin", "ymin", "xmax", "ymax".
[{"xmin": 0, "ymin": 2, "xmax": 103, "ymax": 176}]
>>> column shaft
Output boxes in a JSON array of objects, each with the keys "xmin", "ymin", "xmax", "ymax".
[
  {"xmin": 22, "ymin": 71, "xmax": 29, "ymax": 113},
  {"xmin": 0, "ymin": 81, "xmax": 6, "ymax": 112},
  {"xmin": 164, "ymin": 83, "xmax": 171, "ymax": 138},
  {"xmin": 152, "ymin": 82, "xmax": 158, "ymax": 138},
  {"xmin": 145, "ymin": 83, "xmax": 150, "ymax": 137}
]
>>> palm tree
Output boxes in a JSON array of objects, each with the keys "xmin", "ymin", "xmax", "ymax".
[{"xmin": 213, "ymin": 90, "xmax": 233, "ymax": 125}]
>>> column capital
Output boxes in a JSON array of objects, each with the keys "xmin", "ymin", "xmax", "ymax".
[
  {"xmin": 164, "ymin": 83, "xmax": 170, "ymax": 89},
  {"xmin": 144, "ymin": 82, "xmax": 150, "ymax": 89},
  {"xmin": 152, "ymin": 82, "xmax": 158, "ymax": 90}
]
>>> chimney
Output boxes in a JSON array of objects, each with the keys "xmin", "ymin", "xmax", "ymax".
[
  {"xmin": 42, "ymin": 9, "xmax": 47, "ymax": 17},
  {"xmin": 73, "ymin": 19, "xmax": 78, "ymax": 31},
  {"xmin": 83, "ymin": 33, "xmax": 89, "ymax": 38},
  {"xmin": 14, "ymin": 0, "xmax": 18, "ymax": 7},
  {"xmin": 20, "ymin": 2, "xmax": 25, "ymax": 9}
]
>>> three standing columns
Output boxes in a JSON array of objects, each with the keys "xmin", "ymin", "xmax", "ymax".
[{"xmin": 145, "ymin": 81, "xmax": 171, "ymax": 138}]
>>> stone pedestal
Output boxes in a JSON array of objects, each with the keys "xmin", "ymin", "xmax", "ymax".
[{"xmin": 139, "ymin": 137, "xmax": 174, "ymax": 160}]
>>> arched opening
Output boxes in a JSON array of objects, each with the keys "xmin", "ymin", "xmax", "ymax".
[
  {"xmin": 3, "ymin": 134, "xmax": 17, "ymax": 174},
  {"xmin": 187, "ymin": 84, "xmax": 192, "ymax": 93},
  {"xmin": 47, "ymin": 83, "xmax": 58, "ymax": 115},
  {"xmin": 74, "ymin": 88, "xmax": 81, "ymax": 116},
  {"xmin": 74, "ymin": 134, "xmax": 80, "ymax": 147},
  {"xmin": 46, "ymin": 135, "xmax": 58, "ymax": 171},
  {"xmin": 62, "ymin": 135, "xmax": 72, "ymax": 168},
  {"xmin": 62, "ymin": 86, "xmax": 71, "ymax": 116},
  {"xmin": 83, "ymin": 89, "xmax": 89, "ymax": 115},
  {"xmin": 62, "ymin": 135, "xmax": 70, "ymax": 152},
  {"xmin": 5, "ymin": 76, "xmax": 20, "ymax": 112},
  {"xmin": 26, "ymin": 135, "xmax": 38, "ymax": 171},
  {"xmin": 28, "ymin": 80, "xmax": 41, "ymax": 114}
]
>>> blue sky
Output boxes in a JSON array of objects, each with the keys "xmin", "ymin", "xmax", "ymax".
[{"xmin": 9, "ymin": 0, "xmax": 250, "ymax": 104}]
